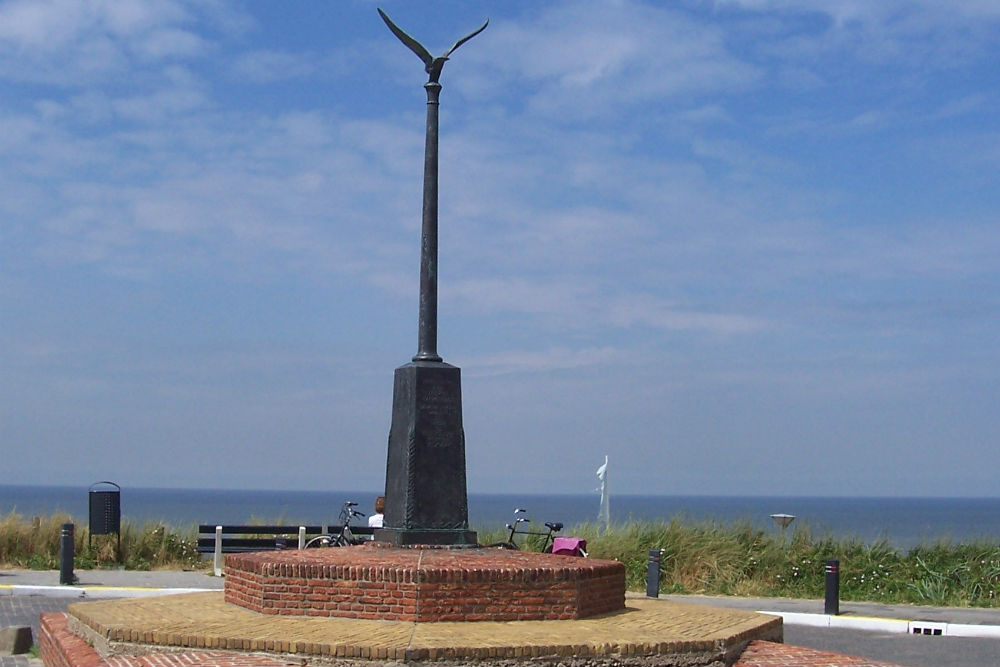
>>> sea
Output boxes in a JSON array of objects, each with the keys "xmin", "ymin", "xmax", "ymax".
[{"xmin": 2, "ymin": 484, "xmax": 998, "ymax": 551}]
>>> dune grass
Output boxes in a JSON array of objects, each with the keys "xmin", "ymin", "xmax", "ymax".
[
  {"xmin": 5, "ymin": 510, "xmax": 1000, "ymax": 607},
  {"xmin": 0, "ymin": 510, "xmax": 203, "ymax": 571},
  {"xmin": 480, "ymin": 518, "xmax": 1000, "ymax": 607}
]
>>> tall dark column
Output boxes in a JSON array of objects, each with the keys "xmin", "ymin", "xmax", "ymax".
[
  {"xmin": 414, "ymin": 82, "xmax": 442, "ymax": 363},
  {"xmin": 375, "ymin": 10, "xmax": 487, "ymax": 546}
]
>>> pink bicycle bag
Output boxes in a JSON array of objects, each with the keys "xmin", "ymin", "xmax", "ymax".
[{"xmin": 551, "ymin": 537, "xmax": 587, "ymax": 557}]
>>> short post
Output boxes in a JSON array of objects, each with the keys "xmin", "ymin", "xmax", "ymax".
[
  {"xmin": 825, "ymin": 559, "xmax": 840, "ymax": 615},
  {"xmin": 770, "ymin": 513, "xmax": 795, "ymax": 545},
  {"xmin": 59, "ymin": 523, "xmax": 75, "ymax": 585},
  {"xmin": 646, "ymin": 549, "xmax": 661, "ymax": 597},
  {"xmin": 213, "ymin": 525, "xmax": 223, "ymax": 577},
  {"xmin": 298, "ymin": 526, "xmax": 307, "ymax": 550}
]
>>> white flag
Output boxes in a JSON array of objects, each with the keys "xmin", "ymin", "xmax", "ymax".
[{"xmin": 596, "ymin": 455, "xmax": 609, "ymax": 531}]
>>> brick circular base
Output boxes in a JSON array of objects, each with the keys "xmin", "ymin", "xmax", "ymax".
[{"xmin": 224, "ymin": 542, "xmax": 625, "ymax": 622}]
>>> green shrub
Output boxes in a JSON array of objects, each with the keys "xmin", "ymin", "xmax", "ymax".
[{"xmin": 0, "ymin": 511, "xmax": 203, "ymax": 571}]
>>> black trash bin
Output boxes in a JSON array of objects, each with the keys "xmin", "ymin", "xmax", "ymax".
[{"xmin": 88, "ymin": 481, "xmax": 121, "ymax": 551}]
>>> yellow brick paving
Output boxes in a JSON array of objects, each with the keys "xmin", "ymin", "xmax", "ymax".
[{"xmin": 66, "ymin": 591, "xmax": 781, "ymax": 662}]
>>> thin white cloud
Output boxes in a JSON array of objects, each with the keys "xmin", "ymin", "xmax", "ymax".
[
  {"xmin": 0, "ymin": 0, "xmax": 244, "ymax": 84},
  {"xmin": 448, "ymin": 277, "xmax": 592, "ymax": 318},
  {"xmin": 931, "ymin": 93, "xmax": 991, "ymax": 120},
  {"xmin": 718, "ymin": 0, "xmax": 1000, "ymax": 26},
  {"xmin": 229, "ymin": 50, "xmax": 318, "ymax": 83},
  {"xmin": 111, "ymin": 67, "xmax": 211, "ymax": 120},
  {"xmin": 462, "ymin": 346, "xmax": 624, "ymax": 377},
  {"xmin": 718, "ymin": 0, "xmax": 1000, "ymax": 67},
  {"xmin": 468, "ymin": 0, "xmax": 760, "ymax": 118},
  {"xmin": 137, "ymin": 26, "xmax": 207, "ymax": 60},
  {"xmin": 607, "ymin": 294, "xmax": 765, "ymax": 334}
]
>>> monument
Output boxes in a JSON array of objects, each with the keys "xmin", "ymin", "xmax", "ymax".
[
  {"xmin": 374, "ymin": 9, "xmax": 488, "ymax": 547},
  {"xmin": 37, "ymin": 10, "xmax": 783, "ymax": 665}
]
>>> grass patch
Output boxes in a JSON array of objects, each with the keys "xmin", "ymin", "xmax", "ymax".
[
  {"xmin": 0, "ymin": 510, "xmax": 204, "ymax": 570},
  {"xmin": 6, "ymin": 509, "xmax": 1000, "ymax": 608},
  {"xmin": 479, "ymin": 518, "xmax": 1000, "ymax": 607}
]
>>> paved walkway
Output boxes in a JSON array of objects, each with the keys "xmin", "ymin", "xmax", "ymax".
[
  {"xmin": 0, "ymin": 570, "xmax": 220, "ymax": 667},
  {"xmin": 0, "ymin": 597, "xmax": 68, "ymax": 667},
  {"xmin": 8, "ymin": 568, "xmax": 1000, "ymax": 629},
  {"xmin": 63, "ymin": 591, "xmax": 780, "ymax": 663},
  {"xmin": 7, "ymin": 568, "xmax": 1000, "ymax": 666},
  {"xmin": 0, "ymin": 568, "xmax": 221, "ymax": 599},
  {"xmin": 667, "ymin": 593, "xmax": 1000, "ymax": 627},
  {"xmin": 662, "ymin": 593, "xmax": 1000, "ymax": 638}
]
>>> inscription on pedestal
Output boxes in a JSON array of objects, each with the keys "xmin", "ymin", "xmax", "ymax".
[
  {"xmin": 378, "ymin": 361, "xmax": 475, "ymax": 545},
  {"xmin": 417, "ymin": 378, "xmax": 463, "ymax": 450}
]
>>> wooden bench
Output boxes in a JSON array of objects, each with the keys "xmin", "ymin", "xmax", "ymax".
[{"xmin": 197, "ymin": 524, "xmax": 376, "ymax": 576}]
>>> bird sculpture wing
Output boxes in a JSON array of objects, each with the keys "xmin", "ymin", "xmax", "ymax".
[
  {"xmin": 443, "ymin": 18, "xmax": 489, "ymax": 58},
  {"xmin": 377, "ymin": 8, "xmax": 433, "ymax": 68}
]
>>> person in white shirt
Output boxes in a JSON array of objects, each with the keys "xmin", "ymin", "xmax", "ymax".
[{"xmin": 368, "ymin": 496, "xmax": 385, "ymax": 528}]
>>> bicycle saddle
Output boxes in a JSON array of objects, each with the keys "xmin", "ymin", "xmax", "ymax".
[{"xmin": 545, "ymin": 522, "xmax": 563, "ymax": 531}]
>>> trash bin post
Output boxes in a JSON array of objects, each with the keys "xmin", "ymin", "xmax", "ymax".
[
  {"xmin": 825, "ymin": 559, "xmax": 840, "ymax": 615},
  {"xmin": 59, "ymin": 523, "xmax": 75, "ymax": 585},
  {"xmin": 88, "ymin": 481, "xmax": 122, "ymax": 555},
  {"xmin": 646, "ymin": 549, "xmax": 661, "ymax": 598}
]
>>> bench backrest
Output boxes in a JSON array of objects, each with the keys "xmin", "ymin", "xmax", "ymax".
[{"xmin": 197, "ymin": 524, "xmax": 378, "ymax": 576}]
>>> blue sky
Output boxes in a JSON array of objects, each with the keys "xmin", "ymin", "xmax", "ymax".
[{"xmin": 1, "ymin": 0, "xmax": 998, "ymax": 497}]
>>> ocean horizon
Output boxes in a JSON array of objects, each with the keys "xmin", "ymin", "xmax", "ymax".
[{"xmin": 2, "ymin": 484, "xmax": 997, "ymax": 551}]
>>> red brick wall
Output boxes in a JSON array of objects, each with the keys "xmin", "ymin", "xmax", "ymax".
[
  {"xmin": 40, "ymin": 613, "xmax": 109, "ymax": 667},
  {"xmin": 40, "ymin": 612, "xmax": 901, "ymax": 667},
  {"xmin": 224, "ymin": 546, "xmax": 625, "ymax": 622},
  {"xmin": 735, "ymin": 640, "xmax": 907, "ymax": 667}
]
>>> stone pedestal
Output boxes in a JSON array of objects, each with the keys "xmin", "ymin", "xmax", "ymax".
[
  {"xmin": 224, "ymin": 544, "xmax": 626, "ymax": 621},
  {"xmin": 376, "ymin": 361, "xmax": 476, "ymax": 546}
]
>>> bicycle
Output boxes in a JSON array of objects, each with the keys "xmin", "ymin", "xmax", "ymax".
[
  {"xmin": 305, "ymin": 501, "xmax": 367, "ymax": 547},
  {"xmin": 488, "ymin": 508, "xmax": 564, "ymax": 552}
]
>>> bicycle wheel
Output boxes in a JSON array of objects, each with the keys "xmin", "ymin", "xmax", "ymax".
[
  {"xmin": 305, "ymin": 535, "xmax": 334, "ymax": 548},
  {"xmin": 487, "ymin": 541, "xmax": 519, "ymax": 550}
]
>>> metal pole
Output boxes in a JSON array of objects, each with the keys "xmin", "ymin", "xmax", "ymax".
[
  {"xmin": 646, "ymin": 549, "xmax": 661, "ymax": 597},
  {"xmin": 414, "ymin": 82, "xmax": 442, "ymax": 362},
  {"xmin": 825, "ymin": 559, "xmax": 840, "ymax": 615},
  {"xmin": 59, "ymin": 523, "xmax": 75, "ymax": 585},
  {"xmin": 213, "ymin": 525, "xmax": 223, "ymax": 577}
]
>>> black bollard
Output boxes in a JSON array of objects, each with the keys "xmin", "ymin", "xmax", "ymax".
[
  {"xmin": 825, "ymin": 559, "xmax": 840, "ymax": 615},
  {"xmin": 59, "ymin": 523, "xmax": 75, "ymax": 585},
  {"xmin": 646, "ymin": 549, "xmax": 661, "ymax": 597}
]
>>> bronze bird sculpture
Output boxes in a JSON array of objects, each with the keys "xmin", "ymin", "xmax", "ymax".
[{"xmin": 378, "ymin": 8, "xmax": 488, "ymax": 84}]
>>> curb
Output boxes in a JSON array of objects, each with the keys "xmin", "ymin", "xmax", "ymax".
[
  {"xmin": 760, "ymin": 609, "xmax": 1000, "ymax": 639},
  {"xmin": 9, "ymin": 585, "xmax": 1000, "ymax": 641},
  {"xmin": 0, "ymin": 584, "xmax": 216, "ymax": 599}
]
